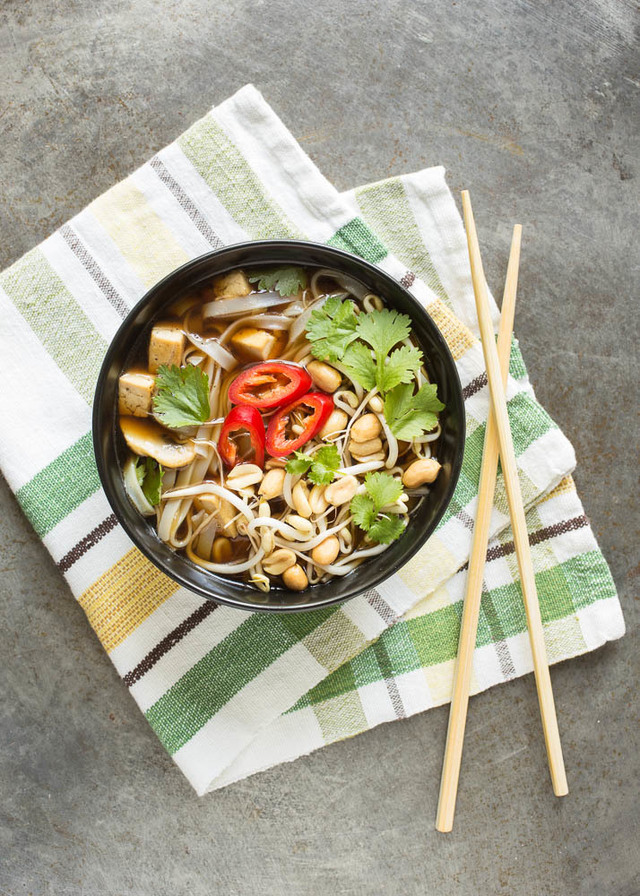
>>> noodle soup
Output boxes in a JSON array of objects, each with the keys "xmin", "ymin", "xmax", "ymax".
[{"xmin": 117, "ymin": 265, "xmax": 445, "ymax": 593}]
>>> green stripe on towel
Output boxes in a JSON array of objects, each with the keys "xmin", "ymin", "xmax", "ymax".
[
  {"xmin": 0, "ymin": 249, "xmax": 108, "ymax": 405},
  {"xmin": 16, "ymin": 432, "xmax": 100, "ymax": 537}
]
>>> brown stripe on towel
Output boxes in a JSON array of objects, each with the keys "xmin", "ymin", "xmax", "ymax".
[
  {"xmin": 59, "ymin": 225, "xmax": 130, "ymax": 319},
  {"xmin": 462, "ymin": 372, "xmax": 488, "ymax": 401},
  {"xmin": 122, "ymin": 600, "xmax": 219, "ymax": 687},
  {"xmin": 149, "ymin": 157, "xmax": 225, "ymax": 249},
  {"xmin": 57, "ymin": 514, "xmax": 119, "ymax": 572},
  {"xmin": 458, "ymin": 514, "xmax": 589, "ymax": 573}
]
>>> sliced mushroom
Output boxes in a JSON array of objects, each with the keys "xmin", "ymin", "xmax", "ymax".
[{"xmin": 119, "ymin": 417, "xmax": 197, "ymax": 468}]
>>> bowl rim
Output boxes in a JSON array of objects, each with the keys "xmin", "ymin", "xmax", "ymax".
[{"xmin": 92, "ymin": 239, "xmax": 465, "ymax": 612}]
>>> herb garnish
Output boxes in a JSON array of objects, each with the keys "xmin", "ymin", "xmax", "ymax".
[
  {"xmin": 285, "ymin": 444, "xmax": 341, "ymax": 485},
  {"xmin": 153, "ymin": 364, "xmax": 211, "ymax": 429},
  {"xmin": 135, "ymin": 457, "xmax": 164, "ymax": 506},
  {"xmin": 248, "ymin": 266, "xmax": 308, "ymax": 297},
  {"xmin": 350, "ymin": 472, "xmax": 407, "ymax": 544},
  {"xmin": 305, "ymin": 301, "xmax": 444, "ymax": 439},
  {"xmin": 306, "ymin": 296, "xmax": 359, "ymax": 362},
  {"xmin": 383, "ymin": 382, "xmax": 444, "ymax": 440}
]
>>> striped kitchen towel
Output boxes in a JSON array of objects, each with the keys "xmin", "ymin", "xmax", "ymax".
[{"xmin": 0, "ymin": 85, "xmax": 624, "ymax": 795}]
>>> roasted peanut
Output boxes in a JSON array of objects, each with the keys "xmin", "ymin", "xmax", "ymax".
[
  {"xmin": 351, "ymin": 451, "xmax": 386, "ymax": 463},
  {"xmin": 226, "ymin": 463, "xmax": 263, "ymax": 490},
  {"xmin": 348, "ymin": 437, "xmax": 383, "ymax": 457},
  {"xmin": 325, "ymin": 474, "xmax": 358, "ymax": 506},
  {"xmin": 260, "ymin": 529, "xmax": 275, "ymax": 556},
  {"xmin": 311, "ymin": 535, "xmax": 340, "ymax": 566},
  {"xmin": 263, "ymin": 548, "xmax": 297, "ymax": 576},
  {"xmin": 259, "ymin": 467, "xmax": 286, "ymax": 499},
  {"xmin": 285, "ymin": 515, "xmax": 314, "ymax": 538},
  {"xmin": 402, "ymin": 458, "xmax": 442, "ymax": 488},
  {"xmin": 307, "ymin": 360, "xmax": 342, "ymax": 393},
  {"xmin": 292, "ymin": 480, "xmax": 312, "ymax": 518},
  {"xmin": 258, "ymin": 499, "xmax": 271, "ymax": 518},
  {"xmin": 282, "ymin": 564, "xmax": 309, "ymax": 591},
  {"xmin": 320, "ymin": 408, "xmax": 349, "ymax": 439},
  {"xmin": 308, "ymin": 484, "xmax": 328, "ymax": 514},
  {"xmin": 265, "ymin": 457, "xmax": 287, "ymax": 470},
  {"xmin": 211, "ymin": 537, "xmax": 233, "ymax": 564},
  {"xmin": 350, "ymin": 413, "xmax": 381, "ymax": 442}
]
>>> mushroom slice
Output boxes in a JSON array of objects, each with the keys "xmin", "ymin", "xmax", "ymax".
[{"xmin": 119, "ymin": 417, "xmax": 197, "ymax": 468}]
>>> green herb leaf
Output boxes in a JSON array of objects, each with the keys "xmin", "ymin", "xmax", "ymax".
[
  {"xmin": 367, "ymin": 515, "xmax": 407, "ymax": 544},
  {"xmin": 376, "ymin": 344, "xmax": 423, "ymax": 393},
  {"xmin": 153, "ymin": 364, "xmax": 211, "ymax": 429},
  {"xmin": 285, "ymin": 444, "xmax": 341, "ymax": 485},
  {"xmin": 341, "ymin": 341, "xmax": 377, "ymax": 391},
  {"xmin": 349, "ymin": 494, "xmax": 377, "ymax": 530},
  {"xmin": 135, "ymin": 457, "xmax": 164, "ymax": 506},
  {"xmin": 383, "ymin": 382, "xmax": 444, "ymax": 440},
  {"xmin": 350, "ymin": 471, "xmax": 406, "ymax": 544},
  {"xmin": 355, "ymin": 308, "xmax": 411, "ymax": 357},
  {"xmin": 247, "ymin": 266, "xmax": 308, "ymax": 297},
  {"xmin": 307, "ymin": 444, "xmax": 341, "ymax": 485},
  {"xmin": 285, "ymin": 451, "xmax": 312, "ymax": 476},
  {"xmin": 306, "ymin": 297, "xmax": 359, "ymax": 363},
  {"xmin": 364, "ymin": 471, "xmax": 404, "ymax": 510}
]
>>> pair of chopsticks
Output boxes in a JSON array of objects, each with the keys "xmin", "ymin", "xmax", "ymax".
[{"xmin": 435, "ymin": 192, "xmax": 568, "ymax": 833}]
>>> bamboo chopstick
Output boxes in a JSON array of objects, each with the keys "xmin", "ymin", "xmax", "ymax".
[
  {"xmin": 460, "ymin": 191, "xmax": 568, "ymax": 802},
  {"xmin": 436, "ymin": 223, "xmax": 523, "ymax": 833}
]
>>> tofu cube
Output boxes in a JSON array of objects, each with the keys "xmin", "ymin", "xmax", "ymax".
[
  {"xmin": 230, "ymin": 327, "xmax": 279, "ymax": 361},
  {"xmin": 212, "ymin": 270, "xmax": 252, "ymax": 299},
  {"xmin": 148, "ymin": 324, "xmax": 185, "ymax": 373},
  {"xmin": 194, "ymin": 494, "xmax": 219, "ymax": 514},
  {"xmin": 118, "ymin": 372, "xmax": 155, "ymax": 417}
]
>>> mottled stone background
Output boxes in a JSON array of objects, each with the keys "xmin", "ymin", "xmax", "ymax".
[{"xmin": 0, "ymin": 1, "xmax": 637, "ymax": 893}]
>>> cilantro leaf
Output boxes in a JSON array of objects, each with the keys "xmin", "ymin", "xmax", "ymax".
[
  {"xmin": 285, "ymin": 445, "xmax": 341, "ymax": 485},
  {"xmin": 285, "ymin": 451, "xmax": 312, "ymax": 476},
  {"xmin": 308, "ymin": 444, "xmax": 341, "ymax": 485},
  {"xmin": 341, "ymin": 341, "xmax": 377, "ymax": 391},
  {"xmin": 350, "ymin": 472, "xmax": 406, "ymax": 544},
  {"xmin": 350, "ymin": 494, "xmax": 377, "ymax": 530},
  {"xmin": 355, "ymin": 308, "xmax": 411, "ymax": 357},
  {"xmin": 368, "ymin": 515, "xmax": 407, "ymax": 544},
  {"xmin": 306, "ymin": 297, "xmax": 359, "ymax": 363},
  {"xmin": 364, "ymin": 471, "xmax": 404, "ymax": 510},
  {"xmin": 135, "ymin": 457, "xmax": 164, "ymax": 506},
  {"xmin": 248, "ymin": 266, "xmax": 307, "ymax": 297},
  {"xmin": 383, "ymin": 382, "xmax": 444, "ymax": 440},
  {"xmin": 153, "ymin": 364, "xmax": 211, "ymax": 429},
  {"xmin": 376, "ymin": 344, "xmax": 423, "ymax": 393}
]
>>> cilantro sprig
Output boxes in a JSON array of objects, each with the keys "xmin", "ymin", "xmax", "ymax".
[
  {"xmin": 350, "ymin": 472, "xmax": 407, "ymax": 544},
  {"xmin": 306, "ymin": 296, "xmax": 359, "ymax": 362},
  {"xmin": 305, "ymin": 300, "xmax": 444, "ymax": 439},
  {"xmin": 135, "ymin": 457, "xmax": 164, "ymax": 506},
  {"xmin": 248, "ymin": 266, "xmax": 308, "ymax": 297},
  {"xmin": 153, "ymin": 364, "xmax": 211, "ymax": 429},
  {"xmin": 383, "ymin": 382, "xmax": 444, "ymax": 440},
  {"xmin": 285, "ymin": 444, "xmax": 341, "ymax": 485}
]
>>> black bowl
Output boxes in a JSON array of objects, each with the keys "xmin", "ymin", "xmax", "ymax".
[{"xmin": 92, "ymin": 240, "xmax": 465, "ymax": 612}]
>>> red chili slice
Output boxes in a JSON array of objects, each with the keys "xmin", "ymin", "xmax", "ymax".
[
  {"xmin": 228, "ymin": 361, "xmax": 312, "ymax": 410},
  {"xmin": 265, "ymin": 392, "xmax": 334, "ymax": 457},
  {"xmin": 218, "ymin": 405, "xmax": 265, "ymax": 468}
]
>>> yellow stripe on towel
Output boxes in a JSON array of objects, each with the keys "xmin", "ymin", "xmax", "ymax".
[
  {"xmin": 78, "ymin": 549, "xmax": 180, "ymax": 653},
  {"xmin": 90, "ymin": 179, "xmax": 189, "ymax": 288},
  {"xmin": 427, "ymin": 300, "xmax": 476, "ymax": 361}
]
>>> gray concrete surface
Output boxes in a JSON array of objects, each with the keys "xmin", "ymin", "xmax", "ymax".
[{"xmin": 0, "ymin": 0, "xmax": 638, "ymax": 893}]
